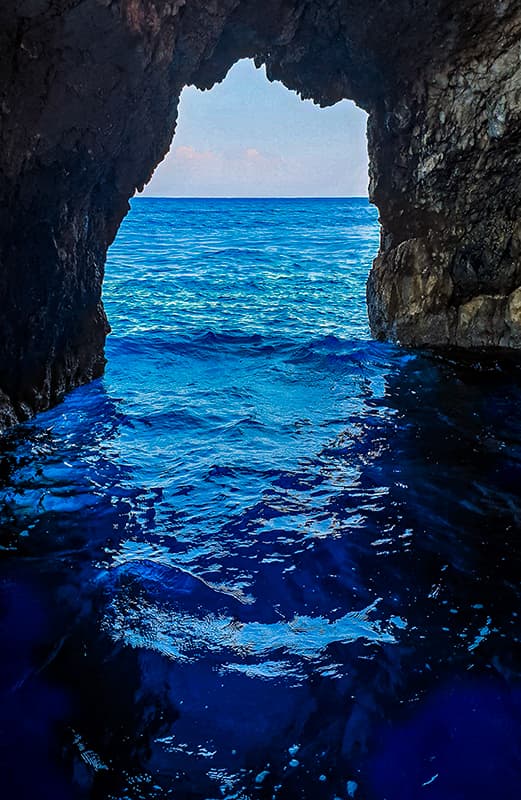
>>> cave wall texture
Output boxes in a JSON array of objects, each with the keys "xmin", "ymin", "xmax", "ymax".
[{"xmin": 1, "ymin": 0, "xmax": 521, "ymax": 428}]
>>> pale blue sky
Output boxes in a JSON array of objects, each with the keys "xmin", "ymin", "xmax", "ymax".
[{"xmin": 143, "ymin": 59, "xmax": 369, "ymax": 198}]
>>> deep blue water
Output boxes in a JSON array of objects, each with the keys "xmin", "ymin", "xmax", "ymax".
[{"xmin": 1, "ymin": 198, "xmax": 520, "ymax": 800}]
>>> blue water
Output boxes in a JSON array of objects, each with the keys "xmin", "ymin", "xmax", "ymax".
[{"xmin": 1, "ymin": 198, "xmax": 520, "ymax": 799}]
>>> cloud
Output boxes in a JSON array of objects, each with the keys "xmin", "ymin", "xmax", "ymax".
[
  {"xmin": 174, "ymin": 145, "xmax": 217, "ymax": 163},
  {"xmin": 173, "ymin": 144, "xmax": 279, "ymax": 168},
  {"xmin": 143, "ymin": 145, "xmax": 288, "ymax": 197},
  {"xmin": 150, "ymin": 141, "xmax": 370, "ymax": 198}
]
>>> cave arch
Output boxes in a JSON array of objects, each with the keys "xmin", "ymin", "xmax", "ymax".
[{"xmin": 1, "ymin": 1, "xmax": 521, "ymax": 428}]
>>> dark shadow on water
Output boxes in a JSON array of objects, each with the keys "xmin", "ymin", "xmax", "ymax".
[{"xmin": 0, "ymin": 351, "xmax": 520, "ymax": 799}]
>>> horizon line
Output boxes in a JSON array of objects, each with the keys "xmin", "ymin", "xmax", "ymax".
[{"xmin": 135, "ymin": 195, "xmax": 370, "ymax": 200}]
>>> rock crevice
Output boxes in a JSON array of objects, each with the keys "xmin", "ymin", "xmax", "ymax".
[{"xmin": 1, "ymin": 1, "xmax": 521, "ymax": 427}]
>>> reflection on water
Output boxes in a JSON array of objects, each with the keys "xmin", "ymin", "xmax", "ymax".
[{"xmin": 0, "ymin": 199, "xmax": 520, "ymax": 799}]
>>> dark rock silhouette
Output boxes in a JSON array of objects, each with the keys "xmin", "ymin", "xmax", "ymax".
[{"xmin": 1, "ymin": 1, "xmax": 521, "ymax": 427}]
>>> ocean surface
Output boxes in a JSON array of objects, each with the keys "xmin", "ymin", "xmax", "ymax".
[{"xmin": 0, "ymin": 197, "xmax": 520, "ymax": 799}]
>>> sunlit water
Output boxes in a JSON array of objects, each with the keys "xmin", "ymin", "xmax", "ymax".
[{"xmin": 1, "ymin": 198, "xmax": 520, "ymax": 800}]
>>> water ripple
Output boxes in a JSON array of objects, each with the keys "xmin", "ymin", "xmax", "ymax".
[{"xmin": 0, "ymin": 199, "xmax": 520, "ymax": 799}]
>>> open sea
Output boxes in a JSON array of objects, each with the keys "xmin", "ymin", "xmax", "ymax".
[{"xmin": 0, "ymin": 197, "xmax": 520, "ymax": 799}]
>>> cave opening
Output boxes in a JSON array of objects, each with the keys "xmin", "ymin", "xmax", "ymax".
[
  {"xmin": 103, "ymin": 58, "xmax": 376, "ymax": 358},
  {"xmin": 100, "ymin": 58, "xmax": 380, "ymax": 476},
  {"xmin": 2, "ymin": 1, "xmax": 521, "ymax": 432}
]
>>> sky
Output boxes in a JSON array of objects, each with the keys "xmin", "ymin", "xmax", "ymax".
[{"xmin": 142, "ymin": 59, "xmax": 369, "ymax": 198}]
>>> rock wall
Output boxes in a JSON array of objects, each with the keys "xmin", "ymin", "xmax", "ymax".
[
  {"xmin": 367, "ymin": 1, "xmax": 521, "ymax": 348},
  {"xmin": 1, "ymin": 1, "xmax": 520, "ymax": 428}
]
